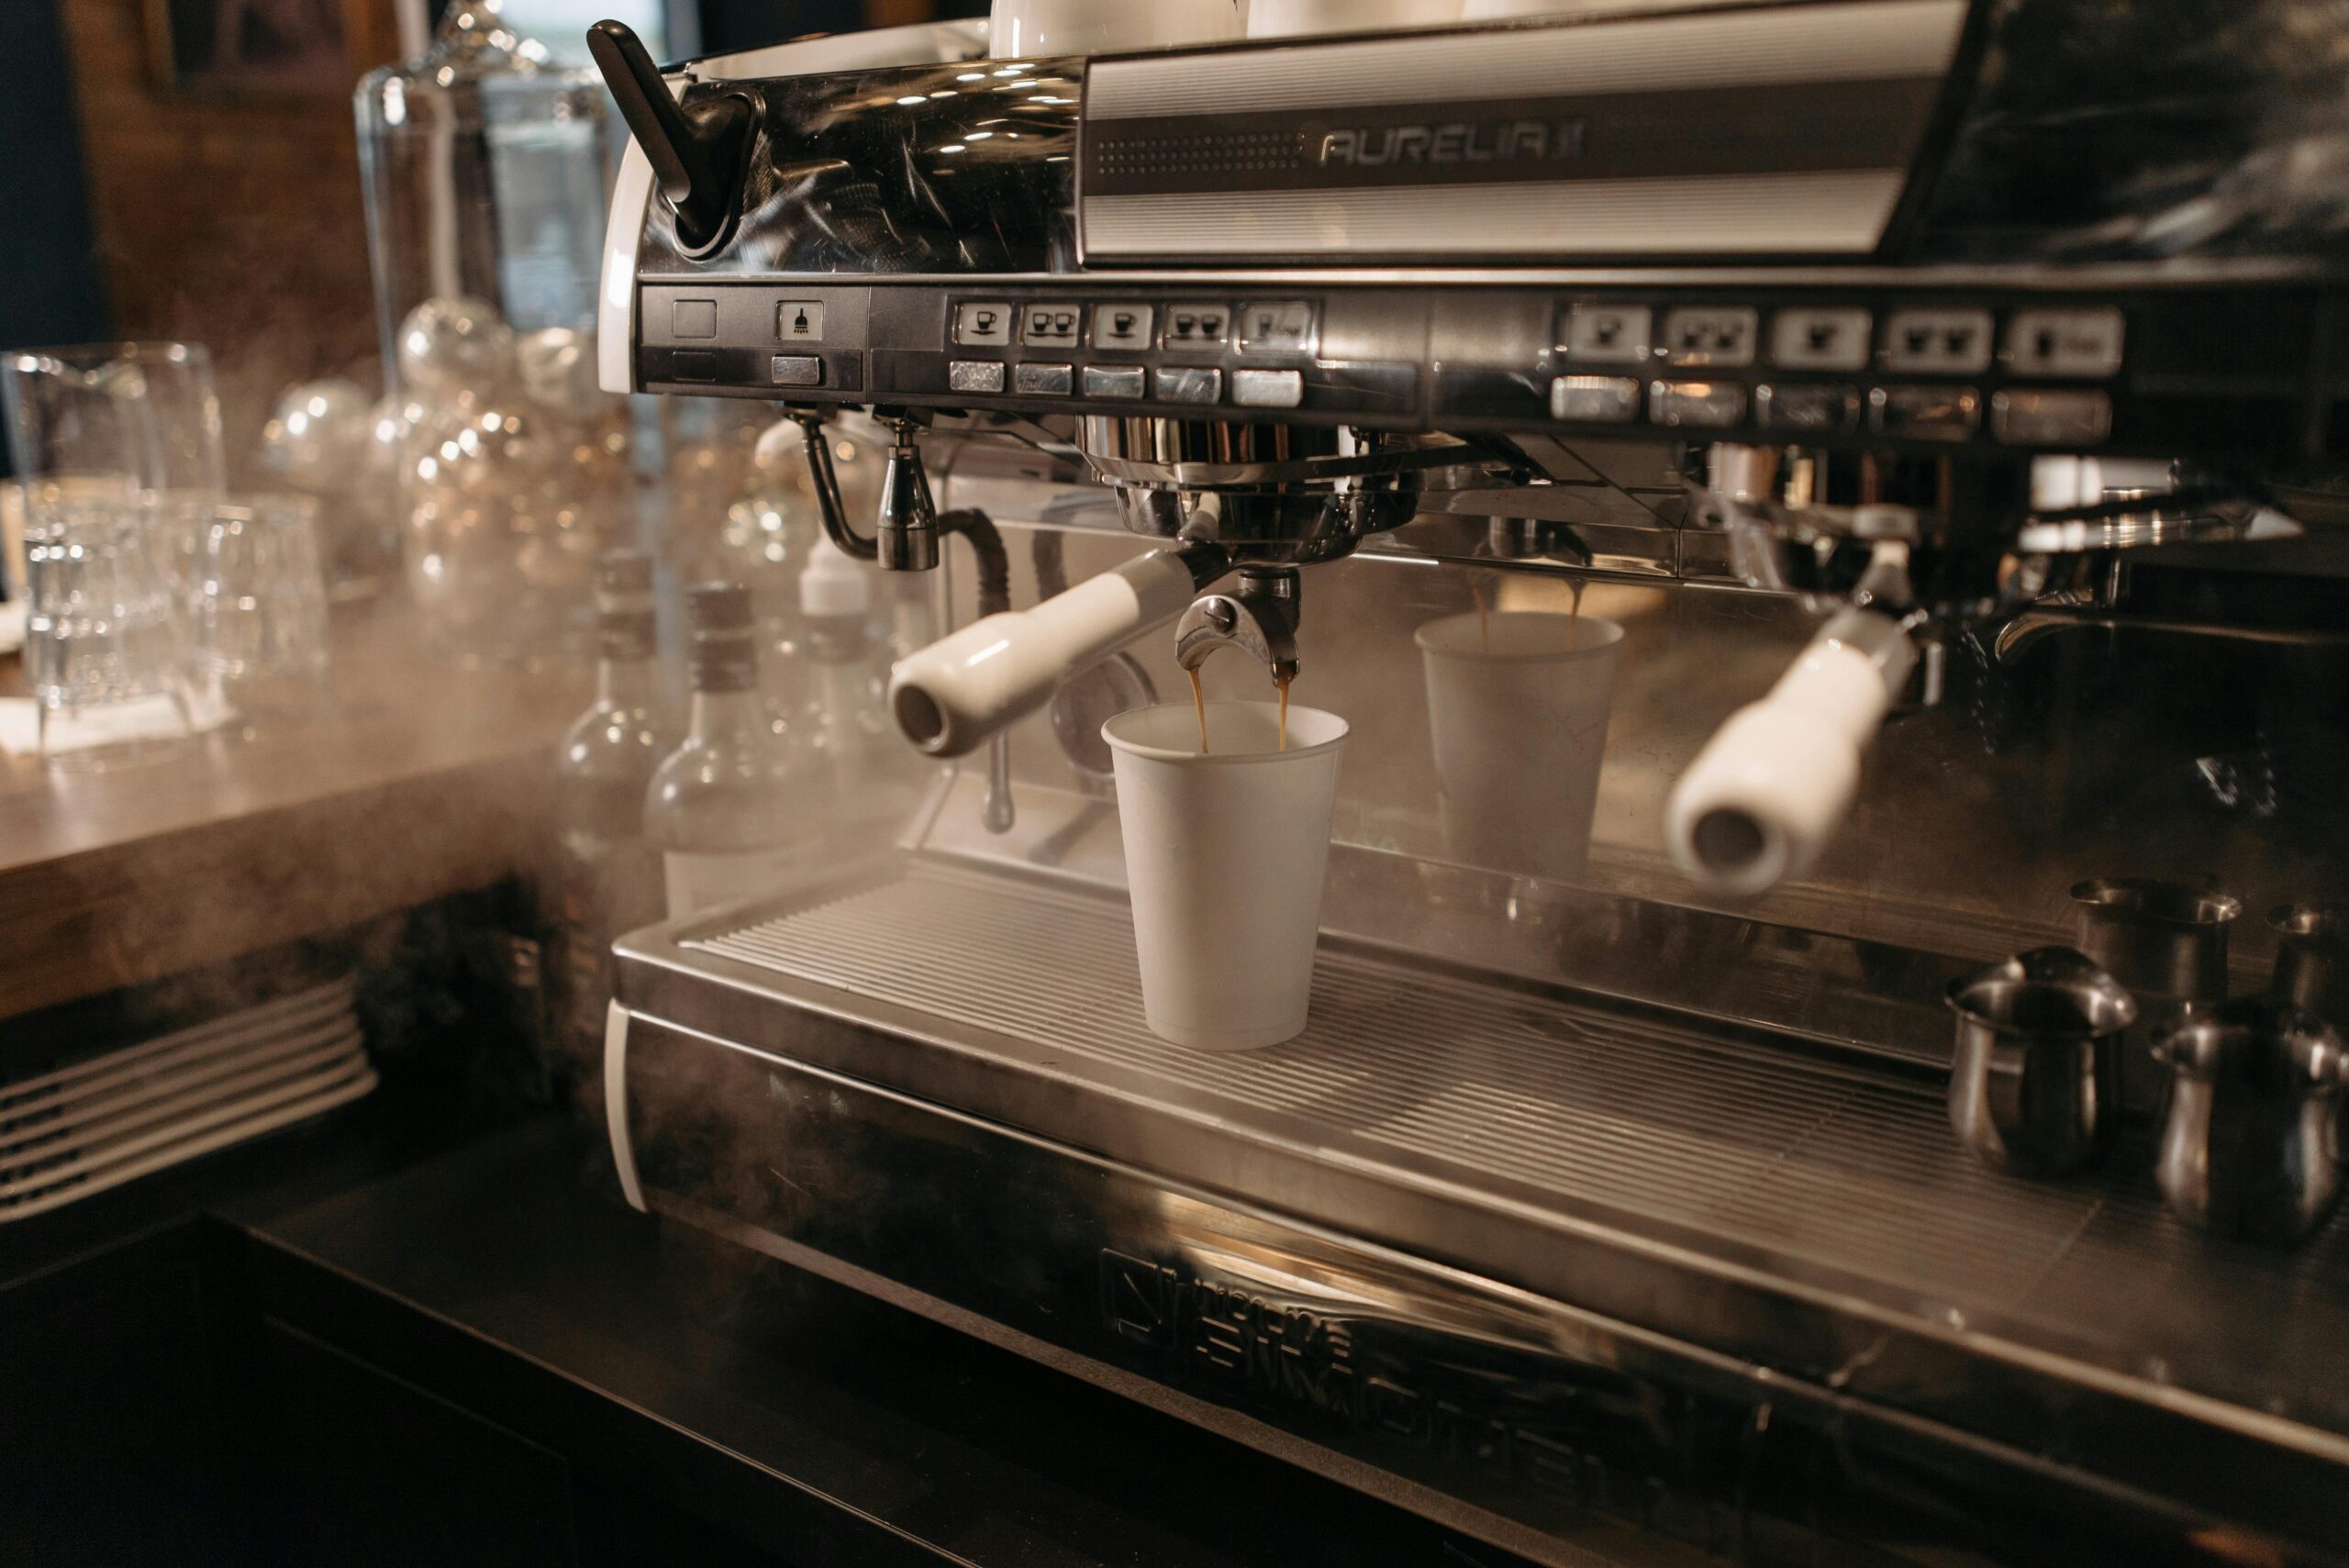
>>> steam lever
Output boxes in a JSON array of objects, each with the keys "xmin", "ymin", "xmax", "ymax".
[{"xmin": 587, "ymin": 19, "xmax": 751, "ymax": 254}]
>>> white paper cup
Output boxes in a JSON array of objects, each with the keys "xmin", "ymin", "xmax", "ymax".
[
  {"xmin": 1105, "ymin": 700, "xmax": 1347, "ymax": 1051},
  {"xmin": 1417, "ymin": 611, "xmax": 1622, "ymax": 882},
  {"xmin": 1248, "ymin": 0, "xmax": 1464, "ymax": 36}
]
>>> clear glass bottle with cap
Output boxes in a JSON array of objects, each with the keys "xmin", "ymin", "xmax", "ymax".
[
  {"xmin": 645, "ymin": 583, "xmax": 828, "ymax": 918},
  {"xmin": 800, "ymin": 535, "xmax": 930, "ymax": 826},
  {"xmin": 551, "ymin": 551, "xmax": 675, "ymax": 1079}
]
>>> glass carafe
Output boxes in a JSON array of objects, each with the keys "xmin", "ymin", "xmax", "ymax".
[{"xmin": 356, "ymin": 0, "xmax": 613, "ymax": 377}]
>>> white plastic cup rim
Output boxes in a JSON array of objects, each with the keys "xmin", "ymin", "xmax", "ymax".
[
  {"xmin": 1102, "ymin": 700, "xmax": 1348, "ymax": 766},
  {"xmin": 1414, "ymin": 610, "xmax": 1623, "ymax": 663}
]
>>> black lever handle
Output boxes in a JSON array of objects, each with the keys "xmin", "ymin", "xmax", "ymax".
[{"xmin": 587, "ymin": 19, "xmax": 751, "ymax": 254}]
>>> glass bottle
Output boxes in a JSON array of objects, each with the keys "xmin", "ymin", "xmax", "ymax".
[
  {"xmin": 799, "ymin": 536, "xmax": 929, "ymax": 828},
  {"xmin": 646, "ymin": 583, "xmax": 828, "ymax": 918},
  {"xmin": 551, "ymin": 551, "xmax": 674, "ymax": 1083}
]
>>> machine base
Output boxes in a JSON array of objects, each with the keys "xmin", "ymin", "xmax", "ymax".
[{"xmin": 611, "ymin": 856, "xmax": 2349, "ymax": 1565}]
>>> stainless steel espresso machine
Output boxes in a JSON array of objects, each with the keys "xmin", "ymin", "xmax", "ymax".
[{"xmin": 586, "ymin": 5, "xmax": 2349, "ymax": 1562}]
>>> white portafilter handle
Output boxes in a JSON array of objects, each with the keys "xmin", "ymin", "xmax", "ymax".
[
  {"xmin": 889, "ymin": 549, "xmax": 1210, "ymax": 759},
  {"xmin": 1664, "ymin": 608, "xmax": 1918, "ymax": 897}
]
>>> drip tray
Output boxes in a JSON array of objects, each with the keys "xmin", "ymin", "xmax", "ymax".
[{"xmin": 615, "ymin": 856, "xmax": 2349, "ymax": 1507}]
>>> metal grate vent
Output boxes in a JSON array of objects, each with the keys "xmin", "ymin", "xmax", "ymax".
[{"xmin": 0, "ymin": 978, "xmax": 373, "ymax": 1222}]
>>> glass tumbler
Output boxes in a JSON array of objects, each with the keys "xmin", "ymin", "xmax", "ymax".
[
  {"xmin": 175, "ymin": 494, "xmax": 334, "ymax": 725},
  {"xmin": 17, "ymin": 491, "xmax": 204, "ymax": 762},
  {"xmin": 2, "ymin": 342, "xmax": 226, "ymax": 500},
  {"xmin": 2, "ymin": 344, "xmax": 228, "ymax": 763}
]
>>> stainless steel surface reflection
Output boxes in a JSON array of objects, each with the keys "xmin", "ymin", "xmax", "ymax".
[
  {"xmin": 1946, "ymin": 948, "xmax": 2135, "ymax": 1176},
  {"xmin": 2073, "ymin": 878, "xmax": 2243, "ymax": 1001},
  {"xmin": 2272, "ymin": 903, "xmax": 2349, "ymax": 1031},
  {"xmin": 2154, "ymin": 999, "xmax": 2349, "ymax": 1245}
]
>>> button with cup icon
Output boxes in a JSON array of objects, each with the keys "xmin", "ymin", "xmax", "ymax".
[
  {"xmin": 954, "ymin": 302, "xmax": 1012, "ymax": 347},
  {"xmin": 1092, "ymin": 304, "xmax": 1153, "ymax": 351}
]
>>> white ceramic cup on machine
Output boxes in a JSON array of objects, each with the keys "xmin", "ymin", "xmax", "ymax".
[
  {"xmin": 1417, "ymin": 611, "xmax": 1623, "ymax": 883},
  {"xmin": 1104, "ymin": 701, "xmax": 1348, "ymax": 1051},
  {"xmin": 1248, "ymin": 0, "xmax": 1464, "ymax": 36},
  {"xmin": 990, "ymin": 0, "xmax": 1242, "ymax": 56}
]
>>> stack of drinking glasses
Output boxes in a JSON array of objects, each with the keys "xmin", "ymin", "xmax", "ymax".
[{"xmin": 0, "ymin": 343, "xmax": 333, "ymax": 765}]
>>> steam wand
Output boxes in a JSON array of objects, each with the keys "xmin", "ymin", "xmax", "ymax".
[{"xmin": 790, "ymin": 407, "xmax": 1018, "ymax": 833}]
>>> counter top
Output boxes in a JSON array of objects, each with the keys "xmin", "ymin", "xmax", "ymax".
[{"xmin": 0, "ymin": 608, "xmax": 584, "ymax": 1019}]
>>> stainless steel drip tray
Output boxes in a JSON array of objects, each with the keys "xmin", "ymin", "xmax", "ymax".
[{"xmin": 613, "ymin": 855, "xmax": 2349, "ymax": 1532}]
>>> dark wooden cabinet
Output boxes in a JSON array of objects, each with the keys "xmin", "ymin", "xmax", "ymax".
[
  {"xmin": 253, "ymin": 1320, "xmax": 581, "ymax": 1568},
  {"xmin": 0, "ymin": 1240, "xmax": 257, "ymax": 1567},
  {"xmin": 2, "ymin": 1226, "xmax": 807, "ymax": 1568}
]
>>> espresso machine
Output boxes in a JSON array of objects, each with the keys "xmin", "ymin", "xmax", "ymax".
[{"xmin": 586, "ymin": 4, "xmax": 2349, "ymax": 1562}]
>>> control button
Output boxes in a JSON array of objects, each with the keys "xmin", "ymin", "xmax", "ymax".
[
  {"xmin": 1013, "ymin": 361, "xmax": 1074, "ymax": 395},
  {"xmin": 672, "ymin": 299, "xmax": 718, "ymax": 339},
  {"xmin": 1992, "ymin": 388, "xmax": 2111, "ymax": 446},
  {"xmin": 1163, "ymin": 305, "xmax": 1229, "ymax": 347},
  {"xmin": 1561, "ymin": 304, "xmax": 1653, "ymax": 366},
  {"xmin": 777, "ymin": 301, "xmax": 826, "ymax": 341},
  {"xmin": 1662, "ymin": 306, "xmax": 1759, "ymax": 368},
  {"xmin": 1550, "ymin": 374, "xmax": 1641, "ymax": 423},
  {"xmin": 1154, "ymin": 366, "xmax": 1223, "ymax": 405},
  {"xmin": 1753, "ymin": 383, "xmax": 1860, "ymax": 433},
  {"xmin": 1092, "ymin": 304, "xmax": 1153, "ymax": 351},
  {"xmin": 1649, "ymin": 379, "xmax": 1746, "ymax": 428},
  {"xmin": 770, "ymin": 355, "xmax": 823, "ymax": 387},
  {"xmin": 1082, "ymin": 364, "xmax": 1147, "ymax": 399},
  {"xmin": 1021, "ymin": 304, "xmax": 1082, "ymax": 348},
  {"xmin": 1237, "ymin": 301, "xmax": 1314, "ymax": 354},
  {"xmin": 1880, "ymin": 308, "xmax": 1993, "ymax": 373},
  {"xmin": 1871, "ymin": 384, "xmax": 1980, "ymax": 440},
  {"xmin": 948, "ymin": 360, "xmax": 1007, "ymax": 395},
  {"xmin": 1768, "ymin": 308, "xmax": 1871, "ymax": 372},
  {"xmin": 953, "ymin": 302, "xmax": 1012, "ymax": 347},
  {"xmin": 1231, "ymin": 369, "xmax": 1304, "ymax": 408},
  {"xmin": 2004, "ymin": 308, "xmax": 2124, "ymax": 378}
]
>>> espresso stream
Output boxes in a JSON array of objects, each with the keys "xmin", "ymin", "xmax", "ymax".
[
  {"xmin": 1476, "ymin": 577, "xmax": 1586, "ymax": 653},
  {"xmin": 1186, "ymin": 664, "xmax": 1291, "ymax": 754}
]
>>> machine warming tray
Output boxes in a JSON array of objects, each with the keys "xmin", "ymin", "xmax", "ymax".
[{"xmin": 612, "ymin": 856, "xmax": 2349, "ymax": 1560}]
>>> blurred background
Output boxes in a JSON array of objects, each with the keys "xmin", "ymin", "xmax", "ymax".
[{"xmin": 0, "ymin": 0, "xmax": 990, "ymax": 479}]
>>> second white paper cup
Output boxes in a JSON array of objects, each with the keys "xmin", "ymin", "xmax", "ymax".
[
  {"xmin": 1105, "ymin": 700, "xmax": 1347, "ymax": 1051},
  {"xmin": 1417, "ymin": 611, "xmax": 1622, "ymax": 882}
]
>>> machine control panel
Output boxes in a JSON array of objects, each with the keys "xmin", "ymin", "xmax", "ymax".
[{"xmin": 635, "ymin": 280, "xmax": 2343, "ymax": 462}]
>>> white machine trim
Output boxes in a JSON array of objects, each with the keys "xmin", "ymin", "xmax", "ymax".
[
  {"xmin": 1086, "ymin": 172, "xmax": 1911, "ymax": 259},
  {"xmin": 605, "ymin": 1001, "xmax": 647, "ymax": 1211},
  {"xmin": 687, "ymin": 18, "xmax": 988, "ymax": 83},
  {"xmin": 1085, "ymin": 0, "xmax": 1967, "ymax": 119},
  {"xmin": 599, "ymin": 139, "xmax": 658, "ymax": 397}
]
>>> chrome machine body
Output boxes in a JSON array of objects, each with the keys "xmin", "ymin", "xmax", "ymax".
[{"xmin": 593, "ymin": 6, "xmax": 2349, "ymax": 1562}]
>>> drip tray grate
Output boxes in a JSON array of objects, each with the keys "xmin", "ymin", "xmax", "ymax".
[{"xmin": 677, "ymin": 860, "xmax": 2349, "ymax": 1442}]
